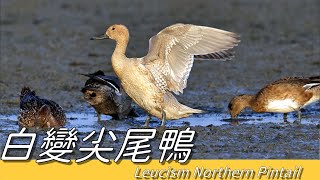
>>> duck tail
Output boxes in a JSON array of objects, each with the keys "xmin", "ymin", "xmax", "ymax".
[
  {"xmin": 303, "ymin": 76, "xmax": 320, "ymax": 90},
  {"xmin": 303, "ymin": 83, "xmax": 320, "ymax": 90},
  {"xmin": 164, "ymin": 92, "xmax": 204, "ymax": 118},
  {"xmin": 303, "ymin": 77, "xmax": 320, "ymax": 96},
  {"xmin": 179, "ymin": 104, "xmax": 204, "ymax": 114}
]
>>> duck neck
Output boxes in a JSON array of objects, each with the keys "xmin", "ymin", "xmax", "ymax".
[
  {"xmin": 111, "ymin": 38, "xmax": 128, "ymax": 76},
  {"xmin": 114, "ymin": 38, "xmax": 128, "ymax": 57},
  {"xmin": 242, "ymin": 95, "xmax": 255, "ymax": 109}
]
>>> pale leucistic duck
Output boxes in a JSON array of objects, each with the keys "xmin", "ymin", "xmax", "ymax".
[
  {"xmin": 81, "ymin": 70, "xmax": 137, "ymax": 121},
  {"xmin": 228, "ymin": 76, "xmax": 320, "ymax": 122},
  {"xmin": 18, "ymin": 86, "xmax": 66, "ymax": 128},
  {"xmin": 91, "ymin": 23, "xmax": 239, "ymax": 127}
]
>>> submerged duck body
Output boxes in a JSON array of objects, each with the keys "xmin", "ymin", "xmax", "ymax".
[
  {"xmin": 92, "ymin": 23, "xmax": 239, "ymax": 127},
  {"xmin": 18, "ymin": 86, "xmax": 66, "ymax": 128},
  {"xmin": 81, "ymin": 70, "xmax": 136, "ymax": 120},
  {"xmin": 228, "ymin": 76, "xmax": 320, "ymax": 121}
]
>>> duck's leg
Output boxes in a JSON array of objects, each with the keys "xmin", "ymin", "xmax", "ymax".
[
  {"xmin": 161, "ymin": 110, "xmax": 166, "ymax": 127},
  {"xmin": 97, "ymin": 112, "xmax": 101, "ymax": 121},
  {"xmin": 297, "ymin": 110, "xmax": 302, "ymax": 121},
  {"xmin": 143, "ymin": 114, "xmax": 151, "ymax": 127},
  {"xmin": 283, "ymin": 113, "xmax": 288, "ymax": 123}
]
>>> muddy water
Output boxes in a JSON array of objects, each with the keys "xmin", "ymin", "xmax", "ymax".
[{"xmin": 0, "ymin": 0, "xmax": 319, "ymax": 159}]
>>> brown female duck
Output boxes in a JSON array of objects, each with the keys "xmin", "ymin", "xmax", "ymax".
[
  {"xmin": 228, "ymin": 76, "xmax": 320, "ymax": 122},
  {"xmin": 18, "ymin": 86, "xmax": 66, "ymax": 128}
]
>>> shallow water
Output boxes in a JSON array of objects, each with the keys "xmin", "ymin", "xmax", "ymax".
[{"xmin": 1, "ymin": 107, "xmax": 319, "ymax": 133}]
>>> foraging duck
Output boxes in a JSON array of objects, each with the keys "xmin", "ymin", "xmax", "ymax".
[
  {"xmin": 228, "ymin": 76, "xmax": 320, "ymax": 122},
  {"xmin": 81, "ymin": 70, "xmax": 137, "ymax": 120},
  {"xmin": 18, "ymin": 86, "xmax": 66, "ymax": 128},
  {"xmin": 91, "ymin": 23, "xmax": 239, "ymax": 127}
]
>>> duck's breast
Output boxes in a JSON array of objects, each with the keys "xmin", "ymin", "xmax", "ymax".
[{"xmin": 120, "ymin": 60, "xmax": 163, "ymax": 114}]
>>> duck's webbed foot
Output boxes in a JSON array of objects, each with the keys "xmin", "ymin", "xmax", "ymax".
[{"xmin": 143, "ymin": 114, "xmax": 151, "ymax": 128}]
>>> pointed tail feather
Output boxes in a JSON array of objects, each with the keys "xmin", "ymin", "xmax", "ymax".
[
  {"xmin": 303, "ymin": 83, "xmax": 320, "ymax": 90},
  {"xmin": 179, "ymin": 104, "xmax": 204, "ymax": 114},
  {"xmin": 164, "ymin": 92, "xmax": 204, "ymax": 119}
]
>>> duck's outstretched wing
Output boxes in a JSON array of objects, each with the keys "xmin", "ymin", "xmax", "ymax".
[{"xmin": 143, "ymin": 23, "xmax": 240, "ymax": 94}]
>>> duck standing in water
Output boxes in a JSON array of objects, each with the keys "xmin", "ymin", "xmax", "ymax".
[
  {"xmin": 18, "ymin": 86, "xmax": 66, "ymax": 128},
  {"xmin": 228, "ymin": 76, "xmax": 320, "ymax": 122},
  {"xmin": 81, "ymin": 70, "xmax": 137, "ymax": 121},
  {"xmin": 91, "ymin": 23, "xmax": 239, "ymax": 127}
]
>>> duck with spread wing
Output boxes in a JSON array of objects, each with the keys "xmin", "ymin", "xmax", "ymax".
[{"xmin": 91, "ymin": 23, "xmax": 240, "ymax": 127}]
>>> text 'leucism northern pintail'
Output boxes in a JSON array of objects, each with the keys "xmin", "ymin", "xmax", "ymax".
[{"xmin": 91, "ymin": 23, "xmax": 240, "ymax": 127}]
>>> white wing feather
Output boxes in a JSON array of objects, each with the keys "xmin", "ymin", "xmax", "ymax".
[{"xmin": 143, "ymin": 23, "xmax": 240, "ymax": 94}]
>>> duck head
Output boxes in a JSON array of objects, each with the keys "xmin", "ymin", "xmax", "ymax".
[
  {"xmin": 81, "ymin": 85, "xmax": 107, "ymax": 106},
  {"xmin": 228, "ymin": 94, "xmax": 254, "ymax": 119},
  {"xmin": 91, "ymin": 24, "xmax": 129, "ymax": 42},
  {"xmin": 20, "ymin": 86, "xmax": 36, "ymax": 100}
]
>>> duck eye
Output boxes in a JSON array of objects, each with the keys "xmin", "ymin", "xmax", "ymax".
[{"xmin": 112, "ymin": 27, "xmax": 115, "ymax": 30}]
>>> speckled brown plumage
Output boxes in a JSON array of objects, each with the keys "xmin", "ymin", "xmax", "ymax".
[
  {"xmin": 228, "ymin": 76, "xmax": 320, "ymax": 122},
  {"xmin": 18, "ymin": 86, "xmax": 66, "ymax": 128}
]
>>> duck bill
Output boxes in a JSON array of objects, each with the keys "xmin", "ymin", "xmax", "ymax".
[{"xmin": 90, "ymin": 34, "xmax": 108, "ymax": 40}]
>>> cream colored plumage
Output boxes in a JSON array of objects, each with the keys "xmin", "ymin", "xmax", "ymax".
[{"xmin": 91, "ymin": 23, "xmax": 240, "ymax": 127}]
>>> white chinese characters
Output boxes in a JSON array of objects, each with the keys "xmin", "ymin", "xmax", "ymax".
[
  {"xmin": 115, "ymin": 129, "xmax": 156, "ymax": 163},
  {"xmin": 1, "ymin": 127, "xmax": 195, "ymax": 163},
  {"xmin": 1, "ymin": 128, "xmax": 36, "ymax": 160},
  {"xmin": 159, "ymin": 128, "xmax": 195, "ymax": 163},
  {"xmin": 76, "ymin": 127, "xmax": 116, "ymax": 163},
  {"xmin": 37, "ymin": 128, "xmax": 78, "ymax": 163}
]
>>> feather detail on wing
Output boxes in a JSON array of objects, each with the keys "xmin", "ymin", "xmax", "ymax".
[
  {"xmin": 303, "ymin": 76, "xmax": 320, "ymax": 90},
  {"xmin": 81, "ymin": 72, "xmax": 122, "ymax": 96},
  {"xmin": 143, "ymin": 23, "xmax": 240, "ymax": 94},
  {"xmin": 303, "ymin": 83, "xmax": 320, "ymax": 90}
]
